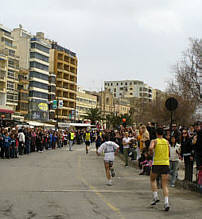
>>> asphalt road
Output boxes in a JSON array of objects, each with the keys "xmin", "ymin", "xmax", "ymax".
[{"xmin": 0, "ymin": 143, "xmax": 202, "ymax": 219}]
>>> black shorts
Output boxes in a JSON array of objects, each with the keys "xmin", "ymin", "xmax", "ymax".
[
  {"xmin": 152, "ymin": 165, "xmax": 170, "ymax": 175},
  {"xmin": 85, "ymin": 141, "xmax": 90, "ymax": 146}
]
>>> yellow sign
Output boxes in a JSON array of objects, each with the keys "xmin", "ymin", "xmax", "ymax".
[{"xmin": 38, "ymin": 103, "xmax": 48, "ymax": 112}]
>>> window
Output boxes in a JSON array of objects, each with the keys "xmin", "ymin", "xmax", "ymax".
[
  {"xmin": 120, "ymin": 87, "xmax": 123, "ymax": 90},
  {"xmin": 139, "ymin": 87, "xmax": 142, "ymax": 91},
  {"xmin": 130, "ymin": 93, "xmax": 133, "ymax": 95},
  {"xmin": 130, "ymin": 82, "xmax": 132, "ymax": 85},
  {"xmin": 5, "ymin": 39, "xmax": 12, "ymax": 47},
  {"xmin": 31, "ymin": 42, "xmax": 49, "ymax": 54},
  {"xmin": 111, "ymin": 83, "xmax": 113, "ymax": 86},
  {"xmin": 9, "ymin": 50, "xmax": 15, "ymax": 57},
  {"xmin": 30, "ymin": 52, "xmax": 49, "ymax": 62},
  {"xmin": 7, "ymin": 93, "xmax": 18, "ymax": 101},
  {"xmin": 114, "ymin": 88, "xmax": 116, "ymax": 92},
  {"xmin": 121, "ymin": 83, "xmax": 123, "ymax": 85},
  {"xmin": 7, "ymin": 81, "xmax": 15, "ymax": 90},
  {"xmin": 29, "ymin": 81, "xmax": 48, "ymax": 90},
  {"xmin": 8, "ymin": 70, "xmax": 15, "ymax": 79},
  {"xmin": 30, "ymin": 71, "xmax": 49, "ymax": 81},
  {"xmin": 8, "ymin": 60, "xmax": 15, "ymax": 68},
  {"xmin": 125, "ymin": 82, "xmax": 127, "ymax": 85},
  {"xmin": 130, "ymin": 87, "xmax": 133, "ymax": 90},
  {"xmin": 30, "ymin": 61, "xmax": 49, "ymax": 71},
  {"xmin": 29, "ymin": 91, "xmax": 48, "ymax": 99},
  {"xmin": 117, "ymin": 83, "xmax": 118, "ymax": 86}
]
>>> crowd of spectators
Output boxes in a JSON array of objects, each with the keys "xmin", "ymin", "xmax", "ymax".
[{"xmin": 1, "ymin": 122, "xmax": 202, "ymax": 188}]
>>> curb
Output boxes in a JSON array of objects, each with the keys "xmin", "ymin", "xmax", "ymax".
[{"xmin": 118, "ymin": 153, "xmax": 202, "ymax": 194}]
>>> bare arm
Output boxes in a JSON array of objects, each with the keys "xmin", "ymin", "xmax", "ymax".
[{"xmin": 149, "ymin": 139, "xmax": 156, "ymax": 155}]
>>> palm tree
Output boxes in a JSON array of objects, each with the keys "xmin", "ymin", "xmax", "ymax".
[{"xmin": 84, "ymin": 108, "xmax": 102, "ymax": 125}]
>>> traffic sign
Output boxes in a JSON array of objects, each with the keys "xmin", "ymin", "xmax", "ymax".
[{"xmin": 165, "ymin": 97, "xmax": 178, "ymax": 111}]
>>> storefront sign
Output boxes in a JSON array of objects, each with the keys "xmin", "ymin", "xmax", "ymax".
[{"xmin": 38, "ymin": 103, "xmax": 48, "ymax": 112}]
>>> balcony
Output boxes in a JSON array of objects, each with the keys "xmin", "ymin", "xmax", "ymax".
[{"xmin": 0, "ymin": 71, "xmax": 5, "ymax": 81}]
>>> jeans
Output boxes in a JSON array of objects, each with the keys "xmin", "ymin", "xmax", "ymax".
[
  {"xmin": 69, "ymin": 140, "xmax": 73, "ymax": 151},
  {"xmin": 123, "ymin": 148, "xmax": 129, "ymax": 166},
  {"xmin": 170, "ymin": 160, "xmax": 179, "ymax": 185}
]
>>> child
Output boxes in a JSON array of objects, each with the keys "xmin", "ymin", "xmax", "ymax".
[{"xmin": 139, "ymin": 152, "xmax": 152, "ymax": 175}]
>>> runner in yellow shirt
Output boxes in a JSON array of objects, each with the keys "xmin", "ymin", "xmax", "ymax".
[{"xmin": 149, "ymin": 127, "xmax": 170, "ymax": 211}]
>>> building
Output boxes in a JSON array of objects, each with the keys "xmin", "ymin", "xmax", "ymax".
[
  {"xmin": 76, "ymin": 86, "xmax": 97, "ymax": 121},
  {"xmin": 12, "ymin": 26, "xmax": 31, "ymax": 118},
  {"xmin": 114, "ymin": 98, "xmax": 130, "ymax": 116},
  {"xmin": 104, "ymin": 80, "xmax": 153, "ymax": 101},
  {"xmin": 87, "ymin": 89, "xmax": 114, "ymax": 116},
  {"xmin": 0, "ymin": 24, "xmax": 19, "ymax": 112},
  {"xmin": 50, "ymin": 42, "xmax": 77, "ymax": 122},
  {"xmin": 0, "ymin": 54, "xmax": 7, "ymax": 105},
  {"xmin": 29, "ymin": 32, "xmax": 51, "ymax": 121}
]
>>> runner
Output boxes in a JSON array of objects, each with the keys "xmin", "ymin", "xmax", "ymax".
[
  {"xmin": 97, "ymin": 134, "xmax": 119, "ymax": 186},
  {"xmin": 85, "ymin": 130, "xmax": 91, "ymax": 154},
  {"xmin": 149, "ymin": 127, "xmax": 170, "ymax": 211}
]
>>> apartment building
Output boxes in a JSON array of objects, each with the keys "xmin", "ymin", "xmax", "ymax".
[
  {"xmin": 0, "ymin": 54, "xmax": 7, "ymax": 105},
  {"xmin": 0, "ymin": 24, "xmax": 19, "ymax": 111},
  {"xmin": 29, "ymin": 32, "xmax": 51, "ymax": 121},
  {"xmin": 76, "ymin": 86, "xmax": 97, "ymax": 121},
  {"xmin": 12, "ymin": 26, "xmax": 31, "ymax": 117},
  {"xmin": 50, "ymin": 42, "xmax": 77, "ymax": 122},
  {"xmin": 104, "ymin": 80, "xmax": 153, "ymax": 101}
]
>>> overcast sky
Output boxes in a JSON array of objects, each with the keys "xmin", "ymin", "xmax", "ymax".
[{"xmin": 1, "ymin": 0, "xmax": 202, "ymax": 91}]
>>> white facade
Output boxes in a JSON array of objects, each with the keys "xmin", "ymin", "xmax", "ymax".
[{"xmin": 104, "ymin": 80, "xmax": 152, "ymax": 101}]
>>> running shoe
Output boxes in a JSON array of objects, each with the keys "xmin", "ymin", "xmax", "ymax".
[
  {"xmin": 107, "ymin": 180, "xmax": 112, "ymax": 186},
  {"xmin": 151, "ymin": 197, "xmax": 160, "ymax": 206},
  {"xmin": 164, "ymin": 203, "xmax": 170, "ymax": 211}
]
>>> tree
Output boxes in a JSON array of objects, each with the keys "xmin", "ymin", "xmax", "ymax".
[
  {"xmin": 84, "ymin": 108, "xmax": 102, "ymax": 125},
  {"xmin": 167, "ymin": 38, "xmax": 200, "ymax": 108}
]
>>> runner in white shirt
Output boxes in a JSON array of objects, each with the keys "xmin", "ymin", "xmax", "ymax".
[{"xmin": 97, "ymin": 134, "xmax": 119, "ymax": 186}]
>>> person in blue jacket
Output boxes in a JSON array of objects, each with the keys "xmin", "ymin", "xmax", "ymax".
[{"xmin": 3, "ymin": 132, "xmax": 11, "ymax": 159}]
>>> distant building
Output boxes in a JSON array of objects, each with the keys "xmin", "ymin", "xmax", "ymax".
[
  {"xmin": 12, "ymin": 26, "xmax": 31, "ymax": 118},
  {"xmin": 50, "ymin": 42, "xmax": 77, "ymax": 122},
  {"xmin": 0, "ymin": 24, "xmax": 19, "ymax": 113},
  {"xmin": 29, "ymin": 32, "xmax": 51, "ymax": 121},
  {"xmin": 104, "ymin": 80, "xmax": 152, "ymax": 101},
  {"xmin": 76, "ymin": 86, "xmax": 97, "ymax": 121},
  {"xmin": 114, "ymin": 98, "xmax": 130, "ymax": 116}
]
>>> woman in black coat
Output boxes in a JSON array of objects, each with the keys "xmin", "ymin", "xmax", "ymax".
[{"xmin": 180, "ymin": 129, "xmax": 194, "ymax": 182}]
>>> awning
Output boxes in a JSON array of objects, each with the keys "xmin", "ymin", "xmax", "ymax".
[
  {"xmin": 0, "ymin": 107, "xmax": 14, "ymax": 114},
  {"xmin": 27, "ymin": 121, "xmax": 55, "ymax": 128}
]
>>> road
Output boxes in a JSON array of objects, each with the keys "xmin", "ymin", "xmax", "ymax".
[{"xmin": 0, "ymin": 143, "xmax": 201, "ymax": 219}]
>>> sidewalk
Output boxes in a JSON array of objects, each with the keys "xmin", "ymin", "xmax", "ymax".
[{"xmin": 118, "ymin": 153, "xmax": 200, "ymax": 193}]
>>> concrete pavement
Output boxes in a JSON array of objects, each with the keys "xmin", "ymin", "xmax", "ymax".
[{"xmin": 0, "ymin": 143, "xmax": 201, "ymax": 219}]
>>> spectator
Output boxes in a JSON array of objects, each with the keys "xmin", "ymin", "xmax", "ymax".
[
  {"xmin": 181, "ymin": 129, "xmax": 194, "ymax": 182},
  {"xmin": 169, "ymin": 136, "xmax": 181, "ymax": 187}
]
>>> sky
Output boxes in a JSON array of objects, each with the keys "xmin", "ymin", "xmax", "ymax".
[{"xmin": 1, "ymin": 0, "xmax": 202, "ymax": 91}]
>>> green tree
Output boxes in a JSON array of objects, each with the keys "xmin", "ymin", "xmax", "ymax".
[
  {"xmin": 84, "ymin": 108, "xmax": 102, "ymax": 125},
  {"xmin": 106, "ymin": 113, "xmax": 121, "ymax": 129}
]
